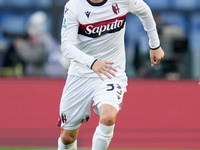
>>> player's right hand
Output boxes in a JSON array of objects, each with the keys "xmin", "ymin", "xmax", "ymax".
[{"xmin": 91, "ymin": 60, "xmax": 117, "ymax": 81}]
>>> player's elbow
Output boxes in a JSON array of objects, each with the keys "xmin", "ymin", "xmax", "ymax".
[{"xmin": 61, "ymin": 41, "xmax": 73, "ymax": 58}]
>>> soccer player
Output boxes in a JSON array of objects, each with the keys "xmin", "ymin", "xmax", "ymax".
[{"xmin": 57, "ymin": 0, "xmax": 164, "ymax": 149}]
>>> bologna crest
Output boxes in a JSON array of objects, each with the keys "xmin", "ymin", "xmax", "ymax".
[{"xmin": 112, "ymin": 3, "xmax": 120, "ymax": 15}]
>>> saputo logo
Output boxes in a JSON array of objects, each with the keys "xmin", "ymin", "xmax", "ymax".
[{"xmin": 78, "ymin": 14, "xmax": 127, "ymax": 38}]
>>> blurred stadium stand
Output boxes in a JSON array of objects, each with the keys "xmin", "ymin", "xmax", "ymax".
[
  {"xmin": 0, "ymin": 0, "xmax": 65, "ymax": 77},
  {"xmin": 189, "ymin": 13, "xmax": 200, "ymax": 79},
  {"xmin": 161, "ymin": 12, "xmax": 187, "ymax": 34},
  {"xmin": 172, "ymin": 0, "xmax": 197, "ymax": 10},
  {"xmin": 8, "ymin": 0, "xmax": 35, "ymax": 8},
  {"xmin": 144, "ymin": 0, "xmax": 171, "ymax": 10},
  {"xmin": 129, "ymin": 0, "xmax": 200, "ymax": 79},
  {"xmin": 0, "ymin": 12, "xmax": 28, "ymax": 33},
  {"xmin": 0, "ymin": 0, "xmax": 53, "ymax": 8},
  {"xmin": 0, "ymin": 0, "xmax": 199, "ymax": 78}
]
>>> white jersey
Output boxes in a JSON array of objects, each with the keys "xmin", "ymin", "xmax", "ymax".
[{"xmin": 61, "ymin": 0, "xmax": 160, "ymax": 77}]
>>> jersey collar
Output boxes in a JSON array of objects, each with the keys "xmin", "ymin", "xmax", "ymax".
[{"xmin": 86, "ymin": 0, "xmax": 107, "ymax": 6}]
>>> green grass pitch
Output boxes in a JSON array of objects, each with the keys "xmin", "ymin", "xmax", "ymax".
[{"xmin": 0, "ymin": 148, "xmax": 197, "ymax": 150}]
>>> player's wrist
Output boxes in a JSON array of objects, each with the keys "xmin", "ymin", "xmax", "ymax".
[
  {"xmin": 150, "ymin": 45, "xmax": 161, "ymax": 50},
  {"xmin": 90, "ymin": 59, "xmax": 98, "ymax": 70}
]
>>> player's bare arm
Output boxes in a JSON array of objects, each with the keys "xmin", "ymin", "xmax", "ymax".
[
  {"xmin": 150, "ymin": 47, "xmax": 165, "ymax": 66},
  {"xmin": 91, "ymin": 60, "xmax": 117, "ymax": 81}
]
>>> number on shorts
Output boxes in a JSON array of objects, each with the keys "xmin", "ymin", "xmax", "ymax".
[{"xmin": 107, "ymin": 84, "xmax": 114, "ymax": 91}]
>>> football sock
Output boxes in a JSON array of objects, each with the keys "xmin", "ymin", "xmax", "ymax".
[
  {"xmin": 58, "ymin": 137, "xmax": 77, "ymax": 150},
  {"xmin": 92, "ymin": 123, "xmax": 115, "ymax": 150}
]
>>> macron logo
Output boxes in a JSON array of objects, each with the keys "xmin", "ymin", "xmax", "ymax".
[{"xmin": 85, "ymin": 11, "xmax": 91, "ymax": 18}]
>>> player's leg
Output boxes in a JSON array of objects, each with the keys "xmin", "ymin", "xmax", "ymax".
[
  {"xmin": 92, "ymin": 104, "xmax": 118, "ymax": 150},
  {"xmin": 58, "ymin": 127, "xmax": 80, "ymax": 150},
  {"xmin": 58, "ymin": 75, "xmax": 95, "ymax": 150},
  {"xmin": 92, "ymin": 75, "xmax": 127, "ymax": 150}
]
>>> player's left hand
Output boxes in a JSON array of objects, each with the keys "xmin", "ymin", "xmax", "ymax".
[{"xmin": 150, "ymin": 47, "xmax": 164, "ymax": 66}]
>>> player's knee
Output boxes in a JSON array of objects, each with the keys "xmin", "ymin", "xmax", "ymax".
[
  {"xmin": 61, "ymin": 132, "xmax": 76, "ymax": 145},
  {"xmin": 100, "ymin": 113, "xmax": 116, "ymax": 126},
  {"xmin": 99, "ymin": 105, "xmax": 118, "ymax": 126}
]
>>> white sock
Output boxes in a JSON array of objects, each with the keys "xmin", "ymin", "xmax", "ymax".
[
  {"xmin": 58, "ymin": 137, "xmax": 77, "ymax": 150},
  {"xmin": 92, "ymin": 123, "xmax": 115, "ymax": 150}
]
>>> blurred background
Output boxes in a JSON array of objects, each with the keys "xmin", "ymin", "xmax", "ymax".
[
  {"xmin": 0, "ymin": 0, "xmax": 200, "ymax": 149},
  {"xmin": 0, "ymin": 0, "xmax": 199, "ymax": 79}
]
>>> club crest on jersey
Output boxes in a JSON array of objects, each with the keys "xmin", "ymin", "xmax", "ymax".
[
  {"xmin": 112, "ymin": 3, "xmax": 120, "ymax": 15},
  {"xmin": 61, "ymin": 113, "xmax": 67, "ymax": 124}
]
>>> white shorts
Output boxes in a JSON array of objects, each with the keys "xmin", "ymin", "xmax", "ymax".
[{"xmin": 58, "ymin": 75, "xmax": 127, "ymax": 130}]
